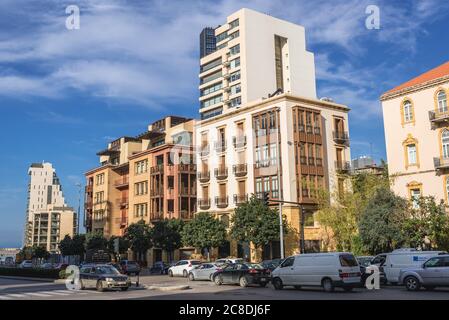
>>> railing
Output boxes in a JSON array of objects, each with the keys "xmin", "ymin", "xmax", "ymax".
[
  {"xmin": 429, "ymin": 109, "xmax": 449, "ymax": 123},
  {"xmin": 180, "ymin": 210, "xmax": 193, "ymax": 220},
  {"xmin": 333, "ymin": 131, "xmax": 350, "ymax": 145},
  {"xmin": 150, "ymin": 188, "xmax": 164, "ymax": 196},
  {"xmin": 150, "ymin": 165, "xmax": 164, "ymax": 174},
  {"xmin": 115, "ymin": 217, "xmax": 128, "ymax": 226},
  {"xmin": 214, "ymin": 167, "xmax": 228, "ymax": 180},
  {"xmin": 434, "ymin": 157, "xmax": 449, "ymax": 170},
  {"xmin": 233, "ymin": 194, "xmax": 248, "ymax": 205},
  {"xmin": 114, "ymin": 176, "xmax": 129, "ymax": 187},
  {"xmin": 233, "ymin": 164, "xmax": 247, "ymax": 177},
  {"xmin": 232, "ymin": 135, "xmax": 247, "ymax": 148},
  {"xmin": 116, "ymin": 197, "xmax": 128, "ymax": 207},
  {"xmin": 255, "ymin": 160, "xmax": 270, "ymax": 169},
  {"xmin": 200, "ymin": 145, "xmax": 210, "ymax": 157},
  {"xmin": 214, "ymin": 140, "xmax": 227, "ymax": 153},
  {"xmin": 150, "ymin": 212, "xmax": 164, "ymax": 221},
  {"xmin": 316, "ymin": 158, "xmax": 323, "ymax": 167},
  {"xmin": 198, "ymin": 171, "xmax": 210, "ymax": 183},
  {"xmin": 335, "ymin": 161, "xmax": 351, "ymax": 172},
  {"xmin": 198, "ymin": 198, "xmax": 211, "ymax": 210},
  {"xmin": 180, "ymin": 186, "xmax": 196, "ymax": 196},
  {"xmin": 178, "ymin": 164, "xmax": 197, "ymax": 172},
  {"xmin": 215, "ymin": 196, "xmax": 229, "ymax": 208}
]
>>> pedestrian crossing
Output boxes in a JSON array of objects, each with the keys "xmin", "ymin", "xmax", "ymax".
[{"xmin": 0, "ymin": 289, "xmax": 99, "ymax": 300}]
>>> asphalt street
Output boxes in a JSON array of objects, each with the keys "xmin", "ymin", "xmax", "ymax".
[{"xmin": 1, "ymin": 276, "xmax": 449, "ymax": 300}]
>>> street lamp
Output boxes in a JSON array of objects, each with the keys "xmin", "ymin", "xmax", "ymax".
[{"xmin": 75, "ymin": 183, "xmax": 82, "ymax": 235}]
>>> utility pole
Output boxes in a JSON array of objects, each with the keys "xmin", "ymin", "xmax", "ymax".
[{"xmin": 75, "ymin": 183, "xmax": 82, "ymax": 235}]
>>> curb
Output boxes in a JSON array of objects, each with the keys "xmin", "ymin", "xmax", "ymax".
[
  {"xmin": 0, "ymin": 276, "xmax": 56, "ymax": 283},
  {"xmin": 144, "ymin": 284, "xmax": 190, "ymax": 291}
]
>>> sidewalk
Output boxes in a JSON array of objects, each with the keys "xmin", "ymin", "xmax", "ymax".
[{"xmin": 135, "ymin": 274, "xmax": 190, "ymax": 291}]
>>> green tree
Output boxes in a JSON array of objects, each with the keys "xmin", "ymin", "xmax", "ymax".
[
  {"xmin": 32, "ymin": 245, "xmax": 50, "ymax": 260},
  {"xmin": 125, "ymin": 220, "xmax": 152, "ymax": 262},
  {"xmin": 230, "ymin": 195, "xmax": 288, "ymax": 250},
  {"xmin": 181, "ymin": 212, "xmax": 227, "ymax": 260},
  {"xmin": 359, "ymin": 187, "xmax": 408, "ymax": 254},
  {"xmin": 152, "ymin": 219, "xmax": 184, "ymax": 262},
  {"xmin": 59, "ymin": 235, "xmax": 74, "ymax": 256},
  {"xmin": 85, "ymin": 232, "xmax": 108, "ymax": 250},
  {"xmin": 107, "ymin": 235, "xmax": 130, "ymax": 260},
  {"xmin": 72, "ymin": 234, "xmax": 86, "ymax": 260}
]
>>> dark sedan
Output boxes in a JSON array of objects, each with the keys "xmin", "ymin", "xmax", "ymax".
[
  {"xmin": 149, "ymin": 261, "xmax": 171, "ymax": 275},
  {"xmin": 79, "ymin": 264, "xmax": 131, "ymax": 292},
  {"xmin": 213, "ymin": 263, "xmax": 271, "ymax": 287},
  {"xmin": 261, "ymin": 259, "xmax": 284, "ymax": 271}
]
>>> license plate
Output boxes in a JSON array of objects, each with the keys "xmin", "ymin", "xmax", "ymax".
[{"xmin": 260, "ymin": 278, "xmax": 267, "ymax": 281}]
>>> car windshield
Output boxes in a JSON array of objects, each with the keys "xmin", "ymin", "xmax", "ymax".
[
  {"xmin": 96, "ymin": 266, "xmax": 120, "ymax": 274},
  {"xmin": 339, "ymin": 254, "xmax": 358, "ymax": 267},
  {"xmin": 246, "ymin": 263, "xmax": 264, "ymax": 269},
  {"xmin": 357, "ymin": 257, "xmax": 372, "ymax": 267}
]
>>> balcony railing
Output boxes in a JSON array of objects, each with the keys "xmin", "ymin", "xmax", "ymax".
[
  {"xmin": 233, "ymin": 194, "xmax": 248, "ymax": 205},
  {"xmin": 335, "ymin": 161, "xmax": 351, "ymax": 173},
  {"xmin": 200, "ymin": 145, "xmax": 210, "ymax": 157},
  {"xmin": 232, "ymin": 135, "xmax": 247, "ymax": 148},
  {"xmin": 178, "ymin": 164, "xmax": 197, "ymax": 172},
  {"xmin": 115, "ymin": 217, "xmax": 128, "ymax": 227},
  {"xmin": 333, "ymin": 131, "xmax": 350, "ymax": 145},
  {"xmin": 214, "ymin": 167, "xmax": 228, "ymax": 180},
  {"xmin": 150, "ymin": 188, "xmax": 164, "ymax": 197},
  {"xmin": 214, "ymin": 140, "xmax": 227, "ymax": 153},
  {"xmin": 180, "ymin": 210, "xmax": 193, "ymax": 220},
  {"xmin": 150, "ymin": 165, "xmax": 164, "ymax": 174},
  {"xmin": 114, "ymin": 176, "xmax": 129, "ymax": 188},
  {"xmin": 434, "ymin": 157, "xmax": 449, "ymax": 170},
  {"xmin": 116, "ymin": 197, "xmax": 128, "ymax": 208},
  {"xmin": 150, "ymin": 212, "xmax": 164, "ymax": 221},
  {"xmin": 180, "ymin": 186, "xmax": 197, "ymax": 196},
  {"xmin": 429, "ymin": 109, "xmax": 449, "ymax": 127},
  {"xmin": 198, "ymin": 171, "xmax": 210, "ymax": 183},
  {"xmin": 255, "ymin": 160, "xmax": 271, "ymax": 169},
  {"xmin": 215, "ymin": 196, "xmax": 229, "ymax": 208},
  {"xmin": 233, "ymin": 164, "xmax": 247, "ymax": 177},
  {"xmin": 198, "ymin": 198, "xmax": 211, "ymax": 210}
]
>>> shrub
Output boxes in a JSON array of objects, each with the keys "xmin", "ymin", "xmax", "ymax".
[{"xmin": 0, "ymin": 267, "xmax": 60, "ymax": 279}]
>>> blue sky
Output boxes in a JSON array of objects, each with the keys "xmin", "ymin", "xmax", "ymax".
[{"xmin": 0, "ymin": 0, "xmax": 448, "ymax": 248}]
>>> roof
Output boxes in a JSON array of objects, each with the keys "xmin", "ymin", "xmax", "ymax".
[{"xmin": 382, "ymin": 61, "xmax": 449, "ymax": 98}]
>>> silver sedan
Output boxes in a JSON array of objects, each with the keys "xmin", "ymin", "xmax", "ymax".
[{"xmin": 188, "ymin": 263, "xmax": 222, "ymax": 281}]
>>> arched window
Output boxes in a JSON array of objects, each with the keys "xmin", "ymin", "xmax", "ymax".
[
  {"xmin": 438, "ymin": 90, "xmax": 448, "ymax": 113},
  {"xmin": 403, "ymin": 100, "xmax": 413, "ymax": 123},
  {"xmin": 442, "ymin": 129, "xmax": 449, "ymax": 159},
  {"xmin": 446, "ymin": 177, "xmax": 449, "ymax": 203},
  {"xmin": 403, "ymin": 134, "xmax": 419, "ymax": 169}
]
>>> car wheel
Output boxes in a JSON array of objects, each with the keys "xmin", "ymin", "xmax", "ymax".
[
  {"xmin": 239, "ymin": 276, "xmax": 248, "ymax": 287},
  {"xmin": 183, "ymin": 270, "xmax": 188, "ymax": 278},
  {"xmin": 168, "ymin": 270, "xmax": 173, "ymax": 277},
  {"xmin": 294, "ymin": 285, "xmax": 302, "ymax": 290},
  {"xmin": 322, "ymin": 278, "xmax": 334, "ymax": 293},
  {"xmin": 214, "ymin": 275, "xmax": 223, "ymax": 286},
  {"xmin": 259, "ymin": 282, "xmax": 268, "ymax": 288},
  {"xmin": 96, "ymin": 280, "xmax": 104, "ymax": 292},
  {"xmin": 121, "ymin": 287, "xmax": 129, "ymax": 291},
  {"xmin": 188, "ymin": 273, "xmax": 195, "ymax": 281},
  {"xmin": 404, "ymin": 276, "xmax": 421, "ymax": 291},
  {"xmin": 272, "ymin": 277, "xmax": 283, "ymax": 290}
]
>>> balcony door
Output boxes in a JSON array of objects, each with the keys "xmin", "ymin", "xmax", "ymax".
[{"xmin": 442, "ymin": 129, "xmax": 449, "ymax": 159}]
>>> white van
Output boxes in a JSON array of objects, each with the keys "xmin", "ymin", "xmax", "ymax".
[
  {"xmin": 382, "ymin": 251, "xmax": 445, "ymax": 284},
  {"xmin": 271, "ymin": 252, "xmax": 361, "ymax": 292}
]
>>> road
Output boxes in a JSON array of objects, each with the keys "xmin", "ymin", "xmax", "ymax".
[{"xmin": 1, "ymin": 276, "xmax": 449, "ymax": 300}]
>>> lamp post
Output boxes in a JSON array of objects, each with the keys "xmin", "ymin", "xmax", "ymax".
[{"xmin": 75, "ymin": 183, "xmax": 82, "ymax": 235}]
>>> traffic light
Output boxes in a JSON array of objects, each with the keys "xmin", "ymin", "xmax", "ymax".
[{"xmin": 263, "ymin": 192, "xmax": 270, "ymax": 206}]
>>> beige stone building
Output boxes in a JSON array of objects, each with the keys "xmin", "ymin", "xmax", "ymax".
[
  {"xmin": 85, "ymin": 116, "xmax": 197, "ymax": 263},
  {"xmin": 197, "ymin": 9, "xmax": 351, "ymax": 261},
  {"xmin": 381, "ymin": 61, "xmax": 449, "ymax": 206}
]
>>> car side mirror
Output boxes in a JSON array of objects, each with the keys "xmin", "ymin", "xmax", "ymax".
[{"xmin": 422, "ymin": 263, "xmax": 426, "ymax": 269}]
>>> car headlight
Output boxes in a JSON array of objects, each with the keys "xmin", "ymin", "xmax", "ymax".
[{"xmin": 105, "ymin": 278, "xmax": 114, "ymax": 282}]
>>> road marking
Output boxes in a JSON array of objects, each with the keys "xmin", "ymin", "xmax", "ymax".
[
  {"xmin": 25, "ymin": 292, "xmax": 53, "ymax": 297},
  {"xmin": 53, "ymin": 290, "xmax": 89, "ymax": 295},
  {"xmin": 5, "ymin": 293, "xmax": 27, "ymax": 298},
  {"xmin": 40, "ymin": 291, "xmax": 70, "ymax": 296}
]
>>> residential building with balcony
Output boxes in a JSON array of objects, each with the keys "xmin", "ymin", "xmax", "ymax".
[
  {"xmin": 198, "ymin": 8, "xmax": 316, "ymax": 121},
  {"xmin": 24, "ymin": 162, "xmax": 75, "ymax": 253},
  {"xmin": 85, "ymin": 116, "xmax": 197, "ymax": 263},
  {"xmin": 381, "ymin": 61, "xmax": 449, "ymax": 207}
]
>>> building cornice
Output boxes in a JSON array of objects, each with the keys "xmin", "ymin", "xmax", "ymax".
[{"xmin": 381, "ymin": 76, "xmax": 449, "ymax": 102}]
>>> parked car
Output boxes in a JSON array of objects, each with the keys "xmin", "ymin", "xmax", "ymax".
[
  {"xmin": 40, "ymin": 263, "xmax": 55, "ymax": 269},
  {"xmin": 79, "ymin": 264, "xmax": 131, "ymax": 292},
  {"xmin": 399, "ymin": 254, "xmax": 449, "ymax": 291},
  {"xmin": 271, "ymin": 252, "xmax": 361, "ymax": 292},
  {"xmin": 382, "ymin": 250, "xmax": 444, "ymax": 284},
  {"xmin": 261, "ymin": 259, "xmax": 284, "ymax": 271},
  {"xmin": 119, "ymin": 260, "xmax": 141, "ymax": 276},
  {"xmin": 189, "ymin": 263, "xmax": 222, "ymax": 281},
  {"xmin": 19, "ymin": 260, "xmax": 33, "ymax": 268},
  {"xmin": 168, "ymin": 260, "xmax": 202, "ymax": 277},
  {"xmin": 213, "ymin": 263, "xmax": 271, "ymax": 287},
  {"xmin": 107, "ymin": 262, "xmax": 124, "ymax": 274},
  {"xmin": 53, "ymin": 263, "xmax": 69, "ymax": 270},
  {"xmin": 215, "ymin": 258, "xmax": 244, "ymax": 266},
  {"xmin": 149, "ymin": 261, "xmax": 171, "ymax": 275}
]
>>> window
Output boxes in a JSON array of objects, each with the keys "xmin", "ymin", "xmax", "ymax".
[
  {"xmin": 201, "ymin": 82, "xmax": 223, "ymax": 96},
  {"xmin": 446, "ymin": 178, "xmax": 449, "ymax": 203},
  {"xmin": 201, "ymin": 70, "xmax": 222, "ymax": 85},
  {"xmin": 424, "ymin": 257, "xmax": 444, "ymax": 268},
  {"xmin": 201, "ymin": 107, "xmax": 223, "ymax": 120},
  {"xmin": 94, "ymin": 191, "xmax": 104, "ymax": 204},
  {"xmin": 230, "ymin": 84, "xmax": 241, "ymax": 95},
  {"xmin": 229, "ymin": 44, "xmax": 240, "ymax": 56},
  {"xmin": 134, "ymin": 203, "xmax": 148, "ymax": 217},
  {"xmin": 229, "ymin": 70, "xmax": 241, "ymax": 82},
  {"xmin": 134, "ymin": 181, "xmax": 148, "ymax": 196},
  {"xmin": 230, "ymin": 57, "xmax": 240, "ymax": 69},
  {"xmin": 228, "ymin": 96, "xmax": 241, "ymax": 108},
  {"xmin": 135, "ymin": 160, "xmax": 148, "ymax": 175},
  {"xmin": 270, "ymin": 143, "xmax": 277, "ymax": 166},
  {"xmin": 410, "ymin": 188, "xmax": 421, "ymax": 209},
  {"xmin": 200, "ymin": 58, "xmax": 222, "ymax": 73},
  {"xmin": 229, "ymin": 19, "xmax": 239, "ymax": 29},
  {"xmin": 280, "ymin": 257, "xmax": 294, "ymax": 268},
  {"xmin": 201, "ymin": 94, "xmax": 223, "ymax": 108},
  {"xmin": 229, "ymin": 30, "xmax": 239, "ymax": 40},
  {"xmin": 437, "ymin": 90, "xmax": 448, "ymax": 113},
  {"xmin": 442, "ymin": 129, "xmax": 449, "ymax": 159},
  {"xmin": 407, "ymin": 144, "xmax": 417, "ymax": 165},
  {"xmin": 216, "ymin": 31, "xmax": 227, "ymax": 43},
  {"xmin": 402, "ymin": 99, "xmax": 414, "ymax": 124},
  {"xmin": 95, "ymin": 173, "xmax": 105, "ymax": 185}
]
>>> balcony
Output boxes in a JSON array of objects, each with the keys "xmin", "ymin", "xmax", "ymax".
[
  {"xmin": 151, "ymin": 188, "xmax": 164, "ymax": 197},
  {"xmin": 233, "ymin": 194, "xmax": 248, "ymax": 205},
  {"xmin": 214, "ymin": 167, "xmax": 228, "ymax": 180},
  {"xmin": 200, "ymin": 145, "xmax": 210, "ymax": 157},
  {"xmin": 198, "ymin": 171, "xmax": 210, "ymax": 183},
  {"xmin": 335, "ymin": 161, "xmax": 351, "ymax": 173},
  {"xmin": 150, "ymin": 212, "xmax": 163, "ymax": 222},
  {"xmin": 434, "ymin": 157, "xmax": 449, "ymax": 172},
  {"xmin": 232, "ymin": 135, "xmax": 247, "ymax": 148},
  {"xmin": 255, "ymin": 160, "xmax": 271, "ymax": 169},
  {"xmin": 85, "ymin": 185, "xmax": 93, "ymax": 193},
  {"xmin": 333, "ymin": 131, "xmax": 350, "ymax": 146},
  {"xmin": 116, "ymin": 197, "xmax": 128, "ymax": 208},
  {"xmin": 115, "ymin": 217, "xmax": 128, "ymax": 228},
  {"xmin": 215, "ymin": 196, "xmax": 229, "ymax": 208},
  {"xmin": 180, "ymin": 210, "xmax": 193, "ymax": 220},
  {"xmin": 198, "ymin": 198, "xmax": 211, "ymax": 210},
  {"xmin": 429, "ymin": 109, "xmax": 449, "ymax": 128},
  {"xmin": 180, "ymin": 186, "xmax": 196, "ymax": 196},
  {"xmin": 178, "ymin": 164, "xmax": 197, "ymax": 172},
  {"xmin": 114, "ymin": 176, "xmax": 129, "ymax": 189},
  {"xmin": 214, "ymin": 140, "xmax": 227, "ymax": 153},
  {"xmin": 151, "ymin": 165, "xmax": 164, "ymax": 174},
  {"xmin": 233, "ymin": 164, "xmax": 247, "ymax": 177}
]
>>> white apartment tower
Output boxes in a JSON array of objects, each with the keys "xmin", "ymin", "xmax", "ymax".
[
  {"xmin": 24, "ymin": 162, "xmax": 75, "ymax": 253},
  {"xmin": 199, "ymin": 8, "xmax": 317, "ymax": 120}
]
